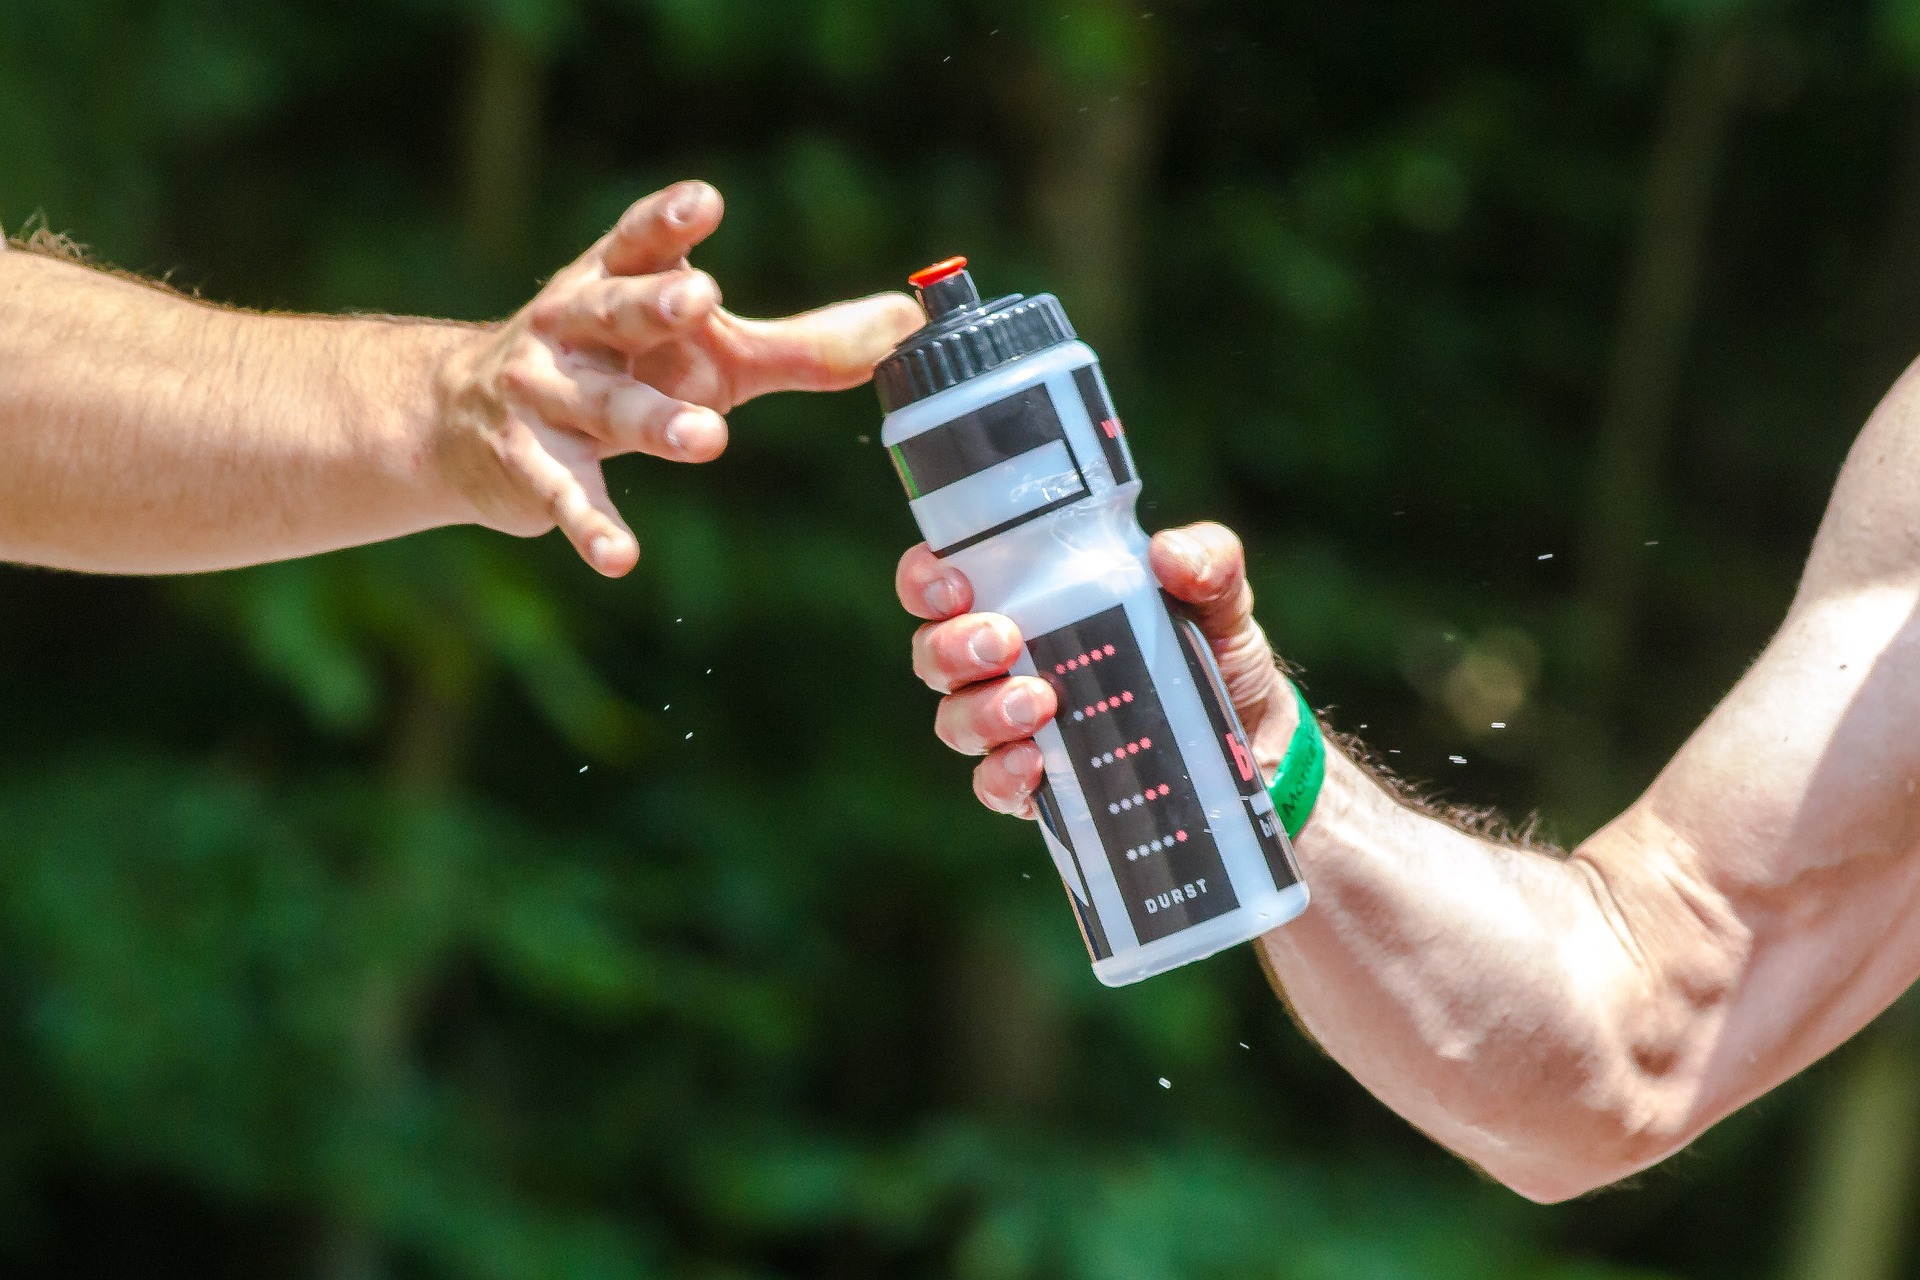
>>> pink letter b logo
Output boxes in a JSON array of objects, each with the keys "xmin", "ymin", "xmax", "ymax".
[{"xmin": 1226, "ymin": 733, "xmax": 1255, "ymax": 783}]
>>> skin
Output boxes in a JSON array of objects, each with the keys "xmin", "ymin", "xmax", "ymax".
[
  {"xmin": 899, "ymin": 354, "xmax": 1920, "ymax": 1203},
  {"xmin": 0, "ymin": 180, "xmax": 922, "ymax": 576}
]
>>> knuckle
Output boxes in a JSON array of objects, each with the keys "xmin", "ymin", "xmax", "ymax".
[
  {"xmin": 592, "ymin": 291, "xmax": 622, "ymax": 331},
  {"xmin": 615, "ymin": 199, "xmax": 652, "ymax": 239},
  {"xmin": 1232, "ymin": 578, "xmax": 1257, "ymax": 620},
  {"xmin": 687, "ymin": 268, "xmax": 720, "ymax": 308},
  {"xmin": 986, "ymin": 756, "xmax": 1029, "ymax": 814},
  {"xmin": 895, "ymin": 558, "xmax": 923, "ymax": 605},
  {"xmin": 591, "ymin": 380, "xmax": 620, "ymax": 431},
  {"xmin": 972, "ymin": 763, "xmax": 1005, "ymax": 812},
  {"xmin": 940, "ymin": 697, "xmax": 986, "ymax": 755},
  {"xmin": 500, "ymin": 361, "xmax": 535, "ymax": 397},
  {"xmin": 933, "ymin": 703, "xmax": 965, "ymax": 753},
  {"xmin": 898, "ymin": 549, "xmax": 938, "ymax": 593},
  {"xmin": 911, "ymin": 624, "xmax": 946, "ymax": 690}
]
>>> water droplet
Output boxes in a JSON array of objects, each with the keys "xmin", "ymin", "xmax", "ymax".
[
  {"xmin": 685, "ymin": 732, "xmax": 693, "ymax": 741},
  {"xmin": 1536, "ymin": 553, "xmax": 1553, "ymax": 561},
  {"xmin": 578, "ymin": 765, "xmax": 589, "ymax": 774},
  {"xmin": 1157, "ymin": 1077, "xmax": 1171, "ymax": 1089},
  {"xmin": 1238, "ymin": 1042, "xmax": 1249, "ymax": 1050},
  {"xmin": 1490, "ymin": 721, "xmax": 1505, "ymax": 729},
  {"xmin": 1449, "ymin": 754, "xmax": 1467, "ymax": 764},
  {"xmin": 1021, "ymin": 872, "xmax": 1031, "ymax": 879}
]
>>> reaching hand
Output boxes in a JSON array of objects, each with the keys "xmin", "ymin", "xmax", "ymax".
[
  {"xmin": 895, "ymin": 521, "xmax": 1299, "ymax": 817},
  {"xmin": 438, "ymin": 180, "xmax": 923, "ymax": 576}
]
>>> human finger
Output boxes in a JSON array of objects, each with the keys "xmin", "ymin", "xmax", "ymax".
[
  {"xmin": 600, "ymin": 180, "xmax": 725, "ymax": 277},
  {"xmin": 935, "ymin": 677, "xmax": 1057, "ymax": 757},
  {"xmin": 1151, "ymin": 522, "xmax": 1253, "ymax": 626},
  {"xmin": 911, "ymin": 613, "xmax": 1021, "ymax": 694},
  {"xmin": 719, "ymin": 292, "xmax": 924, "ymax": 402},
  {"xmin": 505, "ymin": 355, "xmax": 728, "ymax": 463},
  {"xmin": 500, "ymin": 425, "xmax": 639, "ymax": 577},
  {"xmin": 896, "ymin": 543, "xmax": 973, "ymax": 620},
  {"xmin": 974, "ymin": 741, "xmax": 1044, "ymax": 818},
  {"xmin": 1149, "ymin": 521, "xmax": 1283, "ymax": 721},
  {"xmin": 531, "ymin": 267, "xmax": 720, "ymax": 355}
]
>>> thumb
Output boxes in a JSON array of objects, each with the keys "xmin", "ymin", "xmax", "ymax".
[
  {"xmin": 1149, "ymin": 523, "xmax": 1289, "ymax": 732},
  {"xmin": 719, "ymin": 291, "xmax": 924, "ymax": 402}
]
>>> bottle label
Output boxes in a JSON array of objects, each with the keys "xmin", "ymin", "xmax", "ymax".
[
  {"xmin": 1072, "ymin": 364, "xmax": 1137, "ymax": 486},
  {"xmin": 889, "ymin": 385, "xmax": 1089, "ymax": 556},
  {"xmin": 1030, "ymin": 605, "xmax": 1239, "ymax": 944},
  {"xmin": 1170, "ymin": 611, "xmax": 1302, "ymax": 890}
]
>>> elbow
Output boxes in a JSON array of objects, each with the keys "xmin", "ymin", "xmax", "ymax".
[
  {"xmin": 1489, "ymin": 1129, "xmax": 1696, "ymax": 1205},
  {"xmin": 1464, "ymin": 1059, "xmax": 1709, "ymax": 1204},
  {"xmin": 1486, "ymin": 1148, "xmax": 1657, "ymax": 1206},
  {"xmin": 1409, "ymin": 995, "xmax": 1717, "ymax": 1203},
  {"xmin": 1475, "ymin": 835, "xmax": 1744, "ymax": 1203}
]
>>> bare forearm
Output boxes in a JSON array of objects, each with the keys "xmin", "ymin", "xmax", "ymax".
[
  {"xmin": 0, "ymin": 251, "xmax": 479, "ymax": 573},
  {"xmin": 1255, "ymin": 734, "xmax": 1723, "ymax": 1201}
]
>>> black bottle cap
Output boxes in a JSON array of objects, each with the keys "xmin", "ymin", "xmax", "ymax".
[{"xmin": 875, "ymin": 257, "xmax": 1076, "ymax": 413}]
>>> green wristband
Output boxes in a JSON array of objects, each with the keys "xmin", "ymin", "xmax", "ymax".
[{"xmin": 1267, "ymin": 682, "xmax": 1325, "ymax": 840}]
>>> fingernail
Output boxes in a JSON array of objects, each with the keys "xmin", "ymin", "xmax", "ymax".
[
  {"xmin": 664, "ymin": 412, "xmax": 693, "ymax": 452},
  {"xmin": 925, "ymin": 576, "xmax": 961, "ymax": 616},
  {"xmin": 1003, "ymin": 686, "xmax": 1039, "ymax": 731},
  {"xmin": 666, "ymin": 185, "xmax": 706, "ymax": 225},
  {"xmin": 1162, "ymin": 531, "xmax": 1208, "ymax": 577},
  {"xmin": 967, "ymin": 626, "xmax": 1011, "ymax": 667}
]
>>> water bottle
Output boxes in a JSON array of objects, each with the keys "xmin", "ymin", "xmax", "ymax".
[{"xmin": 875, "ymin": 257, "xmax": 1310, "ymax": 986}]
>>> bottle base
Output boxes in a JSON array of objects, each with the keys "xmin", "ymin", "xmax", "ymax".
[{"xmin": 1090, "ymin": 882, "xmax": 1311, "ymax": 987}]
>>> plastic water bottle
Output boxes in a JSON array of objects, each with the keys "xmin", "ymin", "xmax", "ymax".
[{"xmin": 875, "ymin": 257, "xmax": 1310, "ymax": 986}]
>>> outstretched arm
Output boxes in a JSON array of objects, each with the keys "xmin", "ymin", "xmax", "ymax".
[
  {"xmin": 0, "ymin": 182, "xmax": 919, "ymax": 576},
  {"xmin": 896, "ymin": 359, "xmax": 1920, "ymax": 1202}
]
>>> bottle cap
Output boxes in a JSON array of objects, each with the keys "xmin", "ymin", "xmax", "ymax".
[{"xmin": 875, "ymin": 257, "xmax": 1076, "ymax": 412}]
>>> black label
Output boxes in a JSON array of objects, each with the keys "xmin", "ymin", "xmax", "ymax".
[
  {"xmin": 1171, "ymin": 610, "xmax": 1301, "ymax": 890},
  {"xmin": 1072, "ymin": 364, "xmax": 1136, "ymax": 486},
  {"xmin": 1029, "ymin": 605, "xmax": 1237, "ymax": 943},
  {"xmin": 890, "ymin": 385, "xmax": 1069, "ymax": 499},
  {"xmin": 1033, "ymin": 779, "xmax": 1112, "ymax": 961}
]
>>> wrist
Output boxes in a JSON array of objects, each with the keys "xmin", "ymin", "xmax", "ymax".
[
  {"xmin": 425, "ymin": 319, "xmax": 537, "ymax": 535},
  {"xmin": 1262, "ymin": 679, "xmax": 1327, "ymax": 840},
  {"xmin": 1248, "ymin": 669, "xmax": 1357, "ymax": 847},
  {"xmin": 1250, "ymin": 669, "xmax": 1302, "ymax": 781}
]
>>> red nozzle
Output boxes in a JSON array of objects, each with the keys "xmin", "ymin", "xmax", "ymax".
[{"xmin": 909, "ymin": 256, "xmax": 968, "ymax": 289}]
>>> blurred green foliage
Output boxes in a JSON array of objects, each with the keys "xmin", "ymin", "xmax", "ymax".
[{"xmin": 1, "ymin": 0, "xmax": 1915, "ymax": 1275}]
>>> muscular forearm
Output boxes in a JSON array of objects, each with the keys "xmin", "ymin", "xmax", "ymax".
[
  {"xmin": 1252, "ymin": 571, "xmax": 1920, "ymax": 1203},
  {"xmin": 1253, "ymin": 711, "xmax": 1742, "ymax": 1202},
  {"xmin": 0, "ymin": 249, "xmax": 477, "ymax": 573}
]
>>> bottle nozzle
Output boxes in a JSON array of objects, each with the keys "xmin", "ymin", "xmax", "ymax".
[{"xmin": 909, "ymin": 256, "xmax": 980, "ymax": 321}]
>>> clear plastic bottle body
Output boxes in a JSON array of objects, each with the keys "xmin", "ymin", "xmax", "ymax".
[{"xmin": 883, "ymin": 340, "xmax": 1309, "ymax": 985}]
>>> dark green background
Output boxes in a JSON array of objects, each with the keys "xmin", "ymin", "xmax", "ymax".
[{"xmin": 2, "ymin": 0, "xmax": 1916, "ymax": 1276}]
